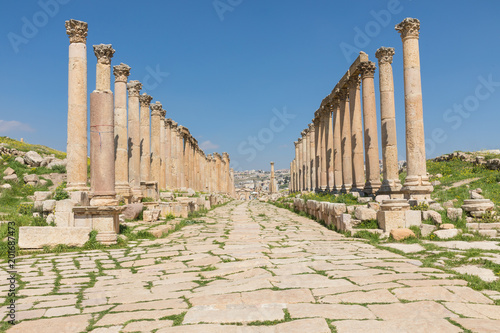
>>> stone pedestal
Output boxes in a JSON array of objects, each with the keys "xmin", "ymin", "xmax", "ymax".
[
  {"xmin": 73, "ymin": 206, "xmax": 124, "ymax": 245},
  {"xmin": 375, "ymin": 47, "xmax": 402, "ymax": 196},
  {"xmin": 65, "ymin": 19, "xmax": 89, "ymax": 192},
  {"xmin": 377, "ymin": 199, "xmax": 421, "ymax": 232},
  {"xmin": 396, "ymin": 18, "xmax": 433, "ymax": 199},
  {"xmin": 359, "ymin": 61, "xmax": 382, "ymax": 194},
  {"xmin": 113, "ymin": 63, "xmax": 131, "ymax": 201}
]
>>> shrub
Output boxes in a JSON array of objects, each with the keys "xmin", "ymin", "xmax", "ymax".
[
  {"xmin": 17, "ymin": 203, "xmax": 33, "ymax": 215},
  {"xmin": 54, "ymin": 183, "xmax": 69, "ymax": 201},
  {"xmin": 141, "ymin": 197, "xmax": 154, "ymax": 203},
  {"xmin": 411, "ymin": 202, "xmax": 429, "ymax": 211},
  {"xmin": 50, "ymin": 165, "xmax": 66, "ymax": 174}
]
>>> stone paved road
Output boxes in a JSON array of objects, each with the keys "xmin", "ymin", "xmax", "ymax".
[{"xmin": 2, "ymin": 201, "xmax": 500, "ymax": 332}]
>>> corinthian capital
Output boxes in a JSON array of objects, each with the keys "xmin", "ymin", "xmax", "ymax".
[
  {"xmin": 348, "ymin": 74, "xmax": 361, "ymax": 89},
  {"xmin": 359, "ymin": 61, "xmax": 376, "ymax": 79},
  {"xmin": 65, "ymin": 19, "xmax": 88, "ymax": 44},
  {"xmin": 395, "ymin": 18, "xmax": 420, "ymax": 39},
  {"xmin": 150, "ymin": 101, "xmax": 163, "ymax": 116},
  {"xmin": 160, "ymin": 109, "xmax": 166, "ymax": 118},
  {"xmin": 127, "ymin": 80, "xmax": 142, "ymax": 97},
  {"xmin": 139, "ymin": 93, "xmax": 152, "ymax": 107},
  {"xmin": 375, "ymin": 47, "xmax": 395, "ymax": 65},
  {"xmin": 338, "ymin": 87, "xmax": 348, "ymax": 101},
  {"xmin": 113, "ymin": 63, "xmax": 131, "ymax": 82},
  {"xmin": 93, "ymin": 44, "xmax": 115, "ymax": 65}
]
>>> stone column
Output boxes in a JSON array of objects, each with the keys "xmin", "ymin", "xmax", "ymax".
[
  {"xmin": 294, "ymin": 141, "xmax": 299, "ymax": 192},
  {"xmin": 270, "ymin": 161, "xmax": 275, "ymax": 193},
  {"xmin": 376, "ymin": 47, "xmax": 402, "ymax": 195},
  {"xmin": 332, "ymin": 95, "xmax": 343, "ymax": 192},
  {"xmin": 139, "ymin": 93, "xmax": 153, "ymax": 185},
  {"xmin": 339, "ymin": 88, "xmax": 353, "ymax": 192},
  {"xmin": 65, "ymin": 19, "xmax": 88, "ymax": 191},
  {"xmin": 165, "ymin": 119, "xmax": 173, "ymax": 189},
  {"xmin": 396, "ymin": 18, "xmax": 433, "ymax": 199},
  {"xmin": 308, "ymin": 123, "xmax": 316, "ymax": 192},
  {"xmin": 207, "ymin": 154, "xmax": 213, "ymax": 192},
  {"xmin": 171, "ymin": 121, "xmax": 179, "ymax": 189},
  {"xmin": 301, "ymin": 131, "xmax": 307, "ymax": 191},
  {"xmin": 349, "ymin": 74, "xmax": 365, "ymax": 191},
  {"xmin": 360, "ymin": 61, "xmax": 382, "ymax": 194},
  {"xmin": 297, "ymin": 138, "xmax": 303, "ymax": 191},
  {"xmin": 90, "ymin": 44, "xmax": 116, "ymax": 206},
  {"xmin": 113, "ymin": 63, "xmax": 131, "ymax": 199},
  {"xmin": 127, "ymin": 80, "xmax": 142, "ymax": 198},
  {"xmin": 160, "ymin": 109, "xmax": 167, "ymax": 191},
  {"xmin": 305, "ymin": 128, "xmax": 311, "ymax": 191},
  {"xmin": 312, "ymin": 118, "xmax": 320, "ymax": 191},
  {"xmin": 319, "ymin": 115, "xmax": 327, "ymax": 190},
  {"xmin": 214, "ymin": 153, "xmax": 222, "ymax": 192},
  {"xmin": 223, "ymin": 153, "xmax": 230, "ymax": 194},
  {"xmin": 326, "ymin": 106, "xmax": 334, "ymax": 190},
  {"xmin": 150, "ymin": 101, "xmax": 162, "ymax": 187}
]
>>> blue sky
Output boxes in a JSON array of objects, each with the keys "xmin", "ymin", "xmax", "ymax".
[{"xmin": 1, "ymin": 0, "xmax": 499, "ymax": 171}]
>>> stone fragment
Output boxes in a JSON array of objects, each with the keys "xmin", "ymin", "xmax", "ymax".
[
  {"xmin": 433, "ymin": 229, "xmax": 460, "ymax": 239},
  {"xmin": 3, "ymin": 167, "xmax": 15, "ymax": 176},
  {"xmin": 440, "ymin": 223, "xmax": 455, "ymax": 229},
  {"xmin": 422, "ymin": 210, "xmax": 441, "ymax": 224},
  {"xmin": 122, "ymin": 203, "xmax": 143, "ymax": 220},
  {"xmin": 357, "ymin": 197, "xmax": 371, "ymax": 204},
  {"xmin": 3, "ymin": 174, "xmax": 18, "ymax": 182},
  {"xmin": 447, "ymin": 208, "xmax": 462, "ymax": 221},
  {"xmin": 420, "ymin": 224, "xmax": 436, "ymax": 237},
  {"xmin": 34, "ymin": 191, "xmax": 51, "ymax": 201},
  {"xmin": 382, "ymin": 243, "xmax": 425, "ymax": 253},
  {"xmin": 443, "ymin": 200, "xmax": 454, "ymax": 209},
  {"xmin": 429, "ymin": 202, "xmax": 444, "ymax": 211},
  {"xmin": 18, "ymin": 227, "xmax": 90, "ymax": 249},
  {"xmin": 42, "ymin": 200, "xmax": 56, "ymax": 212},
  {"xmin": 453, "ymin": 265, "xmax": 498, "ymax": 282},
  {"xmin": 15, "ymin": 156, "xmax": 25, "ymax": 164},
  {"xmin": 478, "ymin": 229, "xmax": 497, "ymax": 237},
  {"xmin": 24, "ymin": 151, "xmax": 43, "ymax": 166},
  {"xmin": 1, "ymin": 183, "xmax": 12, "ymax": 189},
  {"xmin": 375, "ymin": 195, "xmax": 390, "ymax": 203},
  {"xmin": 354, "ymin": 207, "xmax": 377, "ymax": 221},
  {"xmin": 390, "ymin": 228, "xmax": 415, "ymax": 241}
]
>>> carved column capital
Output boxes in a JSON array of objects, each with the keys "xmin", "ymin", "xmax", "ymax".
[
  {"xmin": 395, "ymin": 17, "xmax": 420, "ymax": 39},
  {"xmin": 359, "ymin": 61, "xmax": 376, "ymax": 79},
  {"xmin": 139, "ymin": 93, "xmax": 152, "ymax": 107},
  {"xmin": 113, "ymin": 63, "xmax": 131, "ymax": 82},
  {"xmin": 338, "ymin": 87, "xmax": 348, "ymax": 101},
  {"xmin": 348, "ymin": 74, "xmax": 361, "ymax": 89},
  {"xmin": 375, "ymin": 47, "xmax": 395, "ymax": 65},
  {"xmin": 160, "ymin": 109, "xmax": 166, "ymax": 118},
  {"xmin": 93, "ymin": 44, "xmax": 115, "ymax": 65},
  {"xmin": 127, "ymin": 80, "xmax": 142, "ymax": 97},
  {"xmin": 150, "ymin": 101, "xmax": 163, "ymax": 116},
  {"xmin": 65, "ymin": 19, "xmax": 88, "ymax": 44}
]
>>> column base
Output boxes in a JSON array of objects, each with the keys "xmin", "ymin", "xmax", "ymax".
[
  {"xmin": 90, "ymin": 196, "xmax": 118, "ymax": 206},
  {"xmin": 73, "ymin": 206, "xmax": 124, "ymax": 245},
  {"xmin": 66, "ymin": 182, "xmax": 89, "ymax": 192},
  {"xmin": 341, "ymin": 184, "xmax": 352, "ymax": 193},
  {"xmin": 363, "ymin": 180, "xmax": 382, "ymax": 195},
  {"xmin": 402, "ymin": 175, "xmax": 433, "ymax": 200}
]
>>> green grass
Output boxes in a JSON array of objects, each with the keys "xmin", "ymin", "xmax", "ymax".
[{"xmin": 0, "ymin": 136, "xmax": 66, "ymax": 159}]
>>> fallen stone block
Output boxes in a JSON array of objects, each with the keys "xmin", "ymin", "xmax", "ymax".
[
  {"xmin": 19, "ymin": 227, "xmax": 90, "ymax": 249},
  {"xmin": 478, "ymin": 229, "xmax": 497, "ymax": 238},
  {"xmin": 447, "ymin": 208, "xmax": 463, "ymax": 221},
  {"xmin": 23, "ymin": 151, "xmax": 43, "ymax": 167},
  {"xmin": 354, "ymin": 207, "xmax": 377, "ymax": 221},
  {"xmin": 34, "ymin": 191, "xmax": 51, "ymax": 201},
  {"xmin": 390, "ymin": 228, "xmax": 415, "ymax": 241},
  {"xmin": 434, "ymin": 229, "xmax": 460, "ymax": 239},
  {"xmin": 420, "ymin": 224, "xmax": 436, "ymax": 237},
  {"xmin": 422, "ymin": 210, "xmax": 442, "ymax": 224}
]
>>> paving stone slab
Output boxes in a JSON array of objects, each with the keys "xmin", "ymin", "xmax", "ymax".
[
  {"xmin": 183, "ymin": 304, "xmax": 285, "ymax": 324},
  {"xmin": 287, "ymin": 303, "xmax": 376, "ymax": 320}
]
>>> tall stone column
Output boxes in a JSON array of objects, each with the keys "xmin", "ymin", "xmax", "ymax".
[
  {"xmin": 297, "ymin": 138, "xmax": 303, "ymax": 191},
  {"xmin": 308, "ymin": 123, "xmax": 316, "ymax": 192},
  {"xmin": 65, "ymin": 19, "xmax": 88, "ymax": 192},
  {"xmin": 160, "ymin": 109, "xmax": 167, "ymax": 190},
  {"xmin": 290, "ymin": 161, "xmax": 294, "ymax": 192},
  {"xmin": 207, "ymin": 154, "xmax": 213, "ymax": 192},
  {"xmin": 339, "ymin": 88, "xmax": 353, "ymax": 192},
  {"xmin": 223, "ymin": 153, "xmax": 230, "ymax": 194},
  {"xmin": 294, "ymin": 141, "xmax": 299, "ymax": 191},
  {"xmin": 127, "ymin": 80, "xmax": 142, "ymax": 198},
  {"xmin": 396, "ymin": 18, "xmax": 433, "ymax": 199},
  {"xmin": 113, "ymin": 63, "xmax": 131, "ymax": 199},
  {"xmin": 90, "ymin": 44, "xmax": 116, "ymax": 206},
  {"xmin": 139, "ymin": 93, "xmax": 153, "ymax": 185},
  {"xmin": 171, "ymin": 121, "xmax": 179, "ymax": 189},
  {"xmin": 376, "ymin": 47, "xmax": 402, "ymax": 195},
  {"xmin": 332, "ymin": 95, "xmax": 343, "ymax": 192},
  {"xmin": 270, "ymin": 161, "xmax": 275, "ymax": 193},
  {"xmin": 301, "ymin": 131, "xmax": 307, "ymax": 191},
  {"xmin": 305, "ymin": 128, "xmax": 311, "ymax": 191},
  {"xmin": 360, "ymin": 61, "xmax": 382, "ymax": 194},
  {"xmin": 326, "ymin": 106, "xmax": 334, "ymax": 190},
  {"xmin": 165, "ymin": 119, "xmax": 173, "ymax": 189},
  {"xmin": 214, "ymin": 153, "xmax": 222, "ymax": 192},
  {"xmin": 349, "ymin": 74, "xmax": 365, "ymax": 191},
  {"xmin": 312, "ymin": 118, "xmax": 320, "ymax": 191},
  {"xmin": 319, "ymin": 115, "xmax": 327, "ymax": 190},
  {"xmin": 150, "ymin": 101, "xmax": 162, "ymax": 186}
]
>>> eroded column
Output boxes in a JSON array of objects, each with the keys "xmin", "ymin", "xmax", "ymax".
[
  {"xmin": 396, "ymin": 18, "xmax": 433, "ymax": 199},
  {"xmin": 359, "ymin": 61, "xmax": 382, "ymax": 194},
  {"xmin": 160, "ymin": 109, "xmax": 167, "ymax": 190},
  {"xmin": 294, "ymin": 141, "xmax": 300, "ymax": 191},
  {"xmin": 332, "ymin": 95, "xmax": 343, "ymax": 192},
  {"xmin": 139, "ymin": 93, "xmax": 153, "ymax": 185},
  {"xmin": 308, "ymin": 123, "xmax": 316, "ymax": 192},
  {"xmin": 349, "ymin": 74, "xmax": 365, "ymax": 191},
  {"xmin": 326, "ymin": 106, "xmax": 334, "ymax": 190},
  {"xmin": 305, "ymin": 128, "xmax": 311, "ymax": 191},
  {"xmin": 150, "ymin": 101, "xmax": 162, "ymax": 187},
  {"xmin": 165, "ymin": 119, "xmax": 173, "ymax": 189},
  {"xmin": 127, "ymin": 80, "xmax": 142, "ymax": 198},
  {"xmin": 376, "ymin": 47, "xmax": 402, "ymax": 195},
  {"xmin": 113, "ymin": 63, "xmax": 131, "ymax": 199},
  {"xmin": 90, "ymin": 44, "xmax": 116, "ymax": 205},
  {"xmin": 339, "ymin": 88, "xmax": 353, "ymax": 192},
  {"xmin": 65, "ymin": 19, "xmax": 88, "ymax": 191}
]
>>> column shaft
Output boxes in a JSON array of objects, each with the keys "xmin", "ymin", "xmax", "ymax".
[
  {"xmin": 349, "ymin": 75, "xmax": 365, "ymax": 190},
  {"xmin": 339, "ymin": 89, "xmax": 353, "ymax": 192},
  {"xmin": 332, "ymin": 99, "xmax": 343, "ymax": 192}
]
